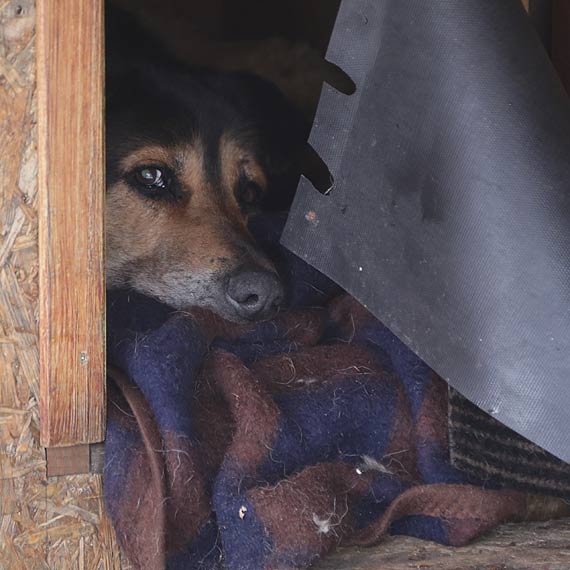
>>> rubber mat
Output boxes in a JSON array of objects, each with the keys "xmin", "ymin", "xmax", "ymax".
[{"xmin": 282, "ymin": 0, "xmax": 570, "ymax": 462}]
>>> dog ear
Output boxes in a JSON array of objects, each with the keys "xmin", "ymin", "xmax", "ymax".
[{"xmin": 227, "ymin": 75, "xmax": 337, "ymax": 207}]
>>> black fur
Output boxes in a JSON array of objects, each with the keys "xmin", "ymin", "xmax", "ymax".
[{"xmin": 105, "ymin": 3, "xmax": 309, "ymax": 210}]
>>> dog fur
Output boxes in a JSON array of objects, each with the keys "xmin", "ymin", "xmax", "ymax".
[
  {"xmin": 106, "ymin": 6, "xmax": 308, "ymax": 321},
  {"xmin": 109, "ymin": 0, "xmax": 348, "ymax": 115}
]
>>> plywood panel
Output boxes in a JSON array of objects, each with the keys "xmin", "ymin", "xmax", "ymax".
[
  {"xmin": 36, "ymin": 0, "xmax": 106, "ymax": 446},
  {"xmin": 0, "ymin": 0, "xmax": 42, "ymax": 475},
  {"xmin": 1, "ymin": 473, "xmax": 123, "ymax": 570}
]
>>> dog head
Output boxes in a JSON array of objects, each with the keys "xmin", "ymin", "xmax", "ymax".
[{"xmin": 106, "ymin": 64, "xmax": 307, "ymax": 322}]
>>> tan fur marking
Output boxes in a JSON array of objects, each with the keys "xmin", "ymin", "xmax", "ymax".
[
  {"xmin": 219, "ymin": 135, "xmax": 267, "ymax": 196},
  {"xmin": 178, "ymin": 142, "xmax": 209, "ymax": 198},
  {"xmin": 106, "ymin": 136, "xmax": 277, "ymax": 318}
]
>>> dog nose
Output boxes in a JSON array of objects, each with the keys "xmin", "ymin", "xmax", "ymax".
[{"xmin": 226, "ymin": 267, "xmax": 284, "ymax": 321}]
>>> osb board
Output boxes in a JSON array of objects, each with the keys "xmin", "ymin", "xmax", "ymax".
[
  {"xmin": 1, "ymin": 475, "xmax": 121, "ymax": 570},
  {"xmin": 0, "ymin": 1, "xmax": 122, "ymax": 568},
  {"xmin": 0, "ymin": 0, "xmax": 41, "ymax": 475},
  {"xmin": 37, "ymin": 0, "xmax": 106, "ymax": 447}
]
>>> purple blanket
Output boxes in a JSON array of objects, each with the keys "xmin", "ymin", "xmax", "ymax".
[{"xmin": 104, "ymin": 214, "xmax": 532, "ymax": 570}]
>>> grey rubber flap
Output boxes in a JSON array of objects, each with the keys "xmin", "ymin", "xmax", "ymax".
[{"xmin": 281, "ymin": 0, "xmax": 570, "ymax": 462}]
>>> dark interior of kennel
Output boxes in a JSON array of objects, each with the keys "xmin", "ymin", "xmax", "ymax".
[
  {"xmin": 107, "ymin": 0, "xmax": 343, "ymax": 117},
  {"xmin": 97, "ymin": 1, "xmax": 570, "ymax": 568},
  {"xmin": 100, "ymin": 0, "xmax": 568, "ymax": 568}
]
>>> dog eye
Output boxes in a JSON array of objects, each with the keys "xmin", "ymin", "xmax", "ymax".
[{"xmin": 134, "ymin": 167, "xmax": 169, "ymax": 191}]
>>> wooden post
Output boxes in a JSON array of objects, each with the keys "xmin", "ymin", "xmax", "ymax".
[{"xmin": 37, "ymin": 0, "xmax": 106, "ymax": 446}]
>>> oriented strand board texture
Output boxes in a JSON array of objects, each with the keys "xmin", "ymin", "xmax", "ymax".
[
  {"xmin": 2, "ymin": 474, "xmax": 122, "ymax": 570},
  {"xmin": 37, "ymin": 0, "xmax": 106, "ymax": 447},
  {"xmin": 0, "ymin": 1, "xmax": 121, "ymax": 568},
  {"xmin": 0, "ymin": 0, "xmax": 42, "ymax": 481}
]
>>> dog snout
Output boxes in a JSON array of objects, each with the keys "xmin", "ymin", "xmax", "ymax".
[{"xmin": 226, "ymin": 266, "xmax": 284, "ymax": 321}]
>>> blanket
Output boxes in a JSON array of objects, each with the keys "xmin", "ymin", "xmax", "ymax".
[{"xmin": 104, "ymin": 214, "xmax": 543, "ymax": 570}]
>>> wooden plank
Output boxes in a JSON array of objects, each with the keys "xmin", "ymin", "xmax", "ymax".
[
  {"xmin": 318, "ymin": 517, "xmax": 570, "ymax": 570},
  {"xmin": 0, "ymin": 3, "xmax": 124, "ymax": 568},
  {"xmin": 46, "ymin": 445, "xmax": 90, "ymax": 477},
  {"xmin": 36, "ymin": 0, "xmax": 106, "ymax": 446},
  {"xmin": 90, "ymin": 442, "xmax": 106, "ymax": 474}
]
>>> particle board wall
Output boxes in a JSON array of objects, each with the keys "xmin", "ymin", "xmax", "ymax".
[{"xmin": 0, "ymin": 1, "xmax": 121, "ymax": 568}]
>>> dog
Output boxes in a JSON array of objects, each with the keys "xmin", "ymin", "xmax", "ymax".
[
  {"xmin": 110, "ymin": 0, "xmax": 350, "ymax": 115},
  {"xmin": 105, "ymin": 6, "xmax": 309, "ymax": 322}
]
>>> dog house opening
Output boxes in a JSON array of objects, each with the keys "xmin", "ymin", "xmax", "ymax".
[
  {"xmin": 104, "ymin": 0, "xmax": 350, "ymax": 327},
  {"xmin": 28, "ymin": 1, "xmax": 570, "ymax": 569}
]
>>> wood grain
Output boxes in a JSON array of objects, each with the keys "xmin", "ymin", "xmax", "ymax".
[
  {"xmin": 36, "ymin": 0, "xmax": 106, "ymax": 446},
  {"xmin": 46, "ymin": 444, "xmax": 90, "ymax": 477},
  {"xmin": 318, "ymin": 518, "xmax": 570, "ymax": 570},
  {"xmin": 1, "ymin": 2, "xmax": 123, "ymax": 568},
  {"xmin": 2, "ymin": 472, "xmax": 123, "ymax": 570}
]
